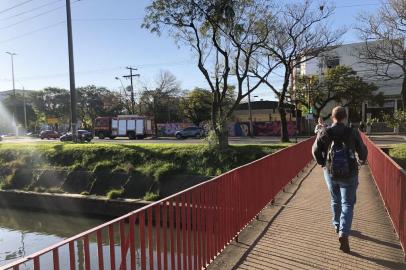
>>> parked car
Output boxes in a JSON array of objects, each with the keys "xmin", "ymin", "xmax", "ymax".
[
  {"xmin": 60, "ymin": 130, "xmax": 93, "ymax": 142},
  {"xmin": 40, "ymin": 130, "xmax": 60, "ymax": 140},
  {"xmin": 175, "ymin": 127, "xmax": 205, "ymax": 139}
]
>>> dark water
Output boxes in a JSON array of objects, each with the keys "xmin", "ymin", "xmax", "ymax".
[
  {"xmin": 0, "ymin": 207, "xmax": 187, "ymax": 270},
  {"xmin": 0, "ymin": 207, "xmax": 108, "ymax": 269}
]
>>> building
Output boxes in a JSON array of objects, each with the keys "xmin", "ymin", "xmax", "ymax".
[
  {"xmin": 230, "ymin": 101, "xmax": 299, "ymax": 136},
  {"xmin": 293, "ymin": 41, "xmax": 403, "ymax": 122}
]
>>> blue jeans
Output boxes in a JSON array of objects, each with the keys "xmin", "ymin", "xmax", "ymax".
[{"xmin": 323, "ymin": 167, "xmax": 358, "ymax": 236}]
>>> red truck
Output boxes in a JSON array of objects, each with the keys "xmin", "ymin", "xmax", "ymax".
[{"xmin": 94, "ymin": 115, "xmax": 155, "ymax": 140}]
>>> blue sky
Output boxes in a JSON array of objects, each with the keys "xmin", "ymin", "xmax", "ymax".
[{"xmin": 0, "ymin": 0, "xmax": 380, "ymax": 101}]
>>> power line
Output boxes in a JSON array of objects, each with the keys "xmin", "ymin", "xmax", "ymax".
[
  {"xmin": 335, "ymin": 2, "xmax": 382, "ymax": 9},
  {"xmin": 0, "ymin": 4, "xmax": 66, "ymax": 30},
  {"xmin": 0, "ymin": 21, "xmax": 65, "ymax": 44},
  {"xmin": 0, "ymin": 61, "xmax": 194, "ymax": 81},
  {"xmin": 0, "ymin": 0, "xmax": 62, "ymax": 21},
  {"xmin": 0, "ymin": 0, "xmax": 36, "ymax": 15},
  {"xmin": 73, "ymin": 17, "xmax": 143, "ymax": 22},
  {"xmin": 0, "ymin": 0, "xmax": 81, "ymax": 43}
]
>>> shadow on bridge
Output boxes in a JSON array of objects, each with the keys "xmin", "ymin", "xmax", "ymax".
[{"xmin": 209, "ymin": 164, "xmax": 406, "ymax": 270}]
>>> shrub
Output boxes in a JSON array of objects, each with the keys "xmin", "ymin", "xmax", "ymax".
[
  {"xmin": 107, "ymin": 188, "xmax": 124, "ymax": 199},
  {"xmin": 143, "ymin": 191, "xmax": 159, "ymax": 201}
]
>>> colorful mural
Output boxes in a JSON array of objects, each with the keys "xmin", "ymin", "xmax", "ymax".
[
  {"xmin": 157, "ymin": 123, "xmax": 194, "ymax": 136},
  {"xmin": 230, "ymin": 121, "xmax": 297, "ymax": 136},
  {"xmin": 158, "ymin": 121, "xmax": 297, "ymax": 137}
]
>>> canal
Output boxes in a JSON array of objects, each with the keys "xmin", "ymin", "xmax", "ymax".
[
  {"xmin": 0, "ymin": 207, "xmax": 184, "ymax": 269},
  {"xmin": 0, "ymin": 207, "xmax": 108, "ymax": 269}
]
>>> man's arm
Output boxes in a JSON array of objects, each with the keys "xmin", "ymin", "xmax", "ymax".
[
  {"xmin": 312, "ymin": 129, "xmax": 330, "ymax": 166},
  {"xmin": 353, "ymin": 129, "xmax": 368, "ymax": 162}
]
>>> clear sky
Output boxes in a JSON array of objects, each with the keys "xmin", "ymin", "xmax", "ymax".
[{"xmin": 0, "ymin": 0, "xmax": 381, "ymax": 101}]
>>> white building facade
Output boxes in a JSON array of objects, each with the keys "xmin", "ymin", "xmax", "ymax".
[{"xmin": 293, "ymin": 41, "xmax": 403, "ymax": 122}]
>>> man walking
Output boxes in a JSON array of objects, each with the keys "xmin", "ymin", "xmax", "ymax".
[{"xmin": 312, "ymin": 106, "xmax": 367, "ymax": 253}]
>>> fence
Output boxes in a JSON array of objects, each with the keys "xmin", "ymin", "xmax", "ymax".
[
  {"xmin": 2, "ymin": 138, "xmax": 315, "ymax": 270},
  {"xmin": 360, "ymin": 133, "xmax": 406, "ymax": 259}
]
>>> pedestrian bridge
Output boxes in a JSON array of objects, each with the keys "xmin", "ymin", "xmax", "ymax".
[{"xmin": 2, "ymin": 135, "xmax": 406, "ymax": 270}]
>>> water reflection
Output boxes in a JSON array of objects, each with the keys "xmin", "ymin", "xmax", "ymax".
[
  {"xmin": 0, "ymin": 207, "xmax": 197, "ymax": 270},
  {"xmin": 0, "ymin": 207, "xmax": 108, "ymax": 267}
]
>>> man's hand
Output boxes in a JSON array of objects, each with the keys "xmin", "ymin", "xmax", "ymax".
[{"xmin": 358, "ymin": 159, "xmax": 366, "ymax": 166}]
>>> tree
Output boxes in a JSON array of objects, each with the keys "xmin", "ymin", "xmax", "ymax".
[
  {"xmin": 139, "ymin": 71, "xmax": 182, "ymax": 133},
  {"xmin": 294, "ymin": 66, "xmax": 384, "ymax": 119},
  {"xmin": 143, "ymin": 0, "xmax": 268, "ymax": 149},
  {"xmin": 31, "ymin": 87, "xmax": 71, "ymax": 130},
  {"xmin": 383, "ymin": 109, "xmax": 406, "ymax": 132},
  {"xmin": 181, "ymin": 88, "xmax": 212, "ymax": 126},
  {"xmin": 77, "ymin": 85, "xmax": 125, "ymax": 129},
  {"xmin": 251, "ymin": 1, "xmax": 344, "ymax": 141},
  {"xmin": 357, "ymin": 0, "xmax": 406, "ymax": 108}
]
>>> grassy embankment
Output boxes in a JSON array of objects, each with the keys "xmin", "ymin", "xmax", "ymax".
[
  {"xmin": 389, "ymin": 144, "xmax": 406, "ymax": 168},
  {"xmin": 0, "ymin": 142, "xmax": 288, "ymax": 201}
]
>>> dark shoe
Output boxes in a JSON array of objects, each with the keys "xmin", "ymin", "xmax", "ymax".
[
  {"xmin": 339, "ymin": 235, "xmax": 350, "ymax": 253},
  {"xmin": 335, "ymin": 225, "xmax": 339, "ymax": 234}
]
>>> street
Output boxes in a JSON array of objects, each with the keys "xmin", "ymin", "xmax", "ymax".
[
  {"xmin": 1, "ymin": 136, "xmax": 306, "ymax": 145},
  {"xmin": 2, "ymin": 134, "xmax": 404, "ymax": 145}
]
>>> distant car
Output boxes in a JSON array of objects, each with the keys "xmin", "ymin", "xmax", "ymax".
[
  {"xmin": 26, "ymin": 132, "xmax": 39, "ymax": 137},
  {"xmin": 175, "ymin": 127, "xmax": 205, "ymax": 139},
  {"xmin": 40, "ymin": 130, "xmax": 60, "ymax": 140},
  {"xmin": 60, "ymin": 130, "xmax": 93, "ymax": 142}
]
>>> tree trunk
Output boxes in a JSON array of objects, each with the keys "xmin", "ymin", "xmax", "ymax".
[
  {"xmin": 216, "ymin": 124, "xmax": 229, "ymax": 151},
  {"xmin": 401, "ymin": 76, "xmax": 406, "ymax": 110},
  {"xmin": 278, "ymin": 104, "xmax": 290, "ymax": 142},
  {"xmin": 210, "ymin": 99, "xmax": 229, "ymax": 150}
]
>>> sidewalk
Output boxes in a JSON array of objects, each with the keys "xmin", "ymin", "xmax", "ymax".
[{"xmin": 208, "ymin": 164, "xmax": 406, "ymax": 270}]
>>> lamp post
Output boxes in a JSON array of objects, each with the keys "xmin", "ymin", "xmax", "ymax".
[
  {"xmin": 115, "ymin": 76, "xmax": 131, "ymax": 113},
  {"xmin": 16, "ymin": 81, "xmax": 27, "ymax": 131},
  {"xmin": 6, "ymin": 52, "xmax": 18, "ymax": 136}
]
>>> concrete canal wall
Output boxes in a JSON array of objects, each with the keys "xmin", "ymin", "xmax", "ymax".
[{"xmin": 0, "ymin": 190, "xmax": 151, "ymax": 218}]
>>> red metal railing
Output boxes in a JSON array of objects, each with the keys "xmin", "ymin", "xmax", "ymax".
[
  {"xmin": 1, "ymin": 138, "xmax": 315, "ymax": 270},
  {"xmin": 361, "ymin": 133, "xmax": 406, "ymax": 259}
]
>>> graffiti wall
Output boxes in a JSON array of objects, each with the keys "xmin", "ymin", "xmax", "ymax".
[
  {"xmin": 157, "ymin": 123, "xmax": 194, "ymax": 136},
  {"xmin": 158, "ymin": 121, "xmax": 297, "ymax": 137},
  {"xmin": 229, "ymin": 121, "xmax": 297, "ymax": 137}
]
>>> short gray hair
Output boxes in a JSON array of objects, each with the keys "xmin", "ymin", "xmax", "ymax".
[{"xmin": 332, "ymin": 106, "xmax": 347, "ymax": 121}]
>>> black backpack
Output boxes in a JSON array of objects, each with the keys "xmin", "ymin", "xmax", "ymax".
[{"xmin": 326, "ymin": 127, "xmax": 356, "ymax": 179}]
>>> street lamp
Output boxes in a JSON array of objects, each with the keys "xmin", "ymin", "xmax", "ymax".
[
  {"xmin": 6, "ymin": 52, "xmax": 18, "ymax": 136},
  {"xmin": 115, "ymin": 76, "xmax": 131, "ymax": 113},
  {"xmin": 16, "ymin": 80, "xmax": 27, "ymax": 131},
  {"xmin": 115, "ymin": 77, "xmax": 126, "ymax": 93}
]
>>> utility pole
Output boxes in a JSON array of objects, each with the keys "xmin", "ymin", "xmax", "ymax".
[
  {"xmin": 6, "ymin": 52, "xmax": 17, "ymax": 136},
  {"xmin": 123, "ymin": 67, "xmax": 140, "ymax": 115},
  {"xmin": 247, "ymin": 77, "xmax": 254, "ymax": 138},
  {"xmin": 65, "ymin": 0, "xmax": 77, "ymax": 142}
]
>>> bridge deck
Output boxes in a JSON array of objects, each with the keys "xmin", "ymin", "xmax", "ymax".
[{"xmin": 208, "ymin": 163, "xmax": 406, "ymax": 270}]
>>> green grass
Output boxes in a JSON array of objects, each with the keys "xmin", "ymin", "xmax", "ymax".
[
  {"xmin": 0, "ymin": 142, "xmax": 289, "ymax": 200},
  {"xmin": 389, "ymin": 144, "xmax": 406, "ymax": 168}
]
